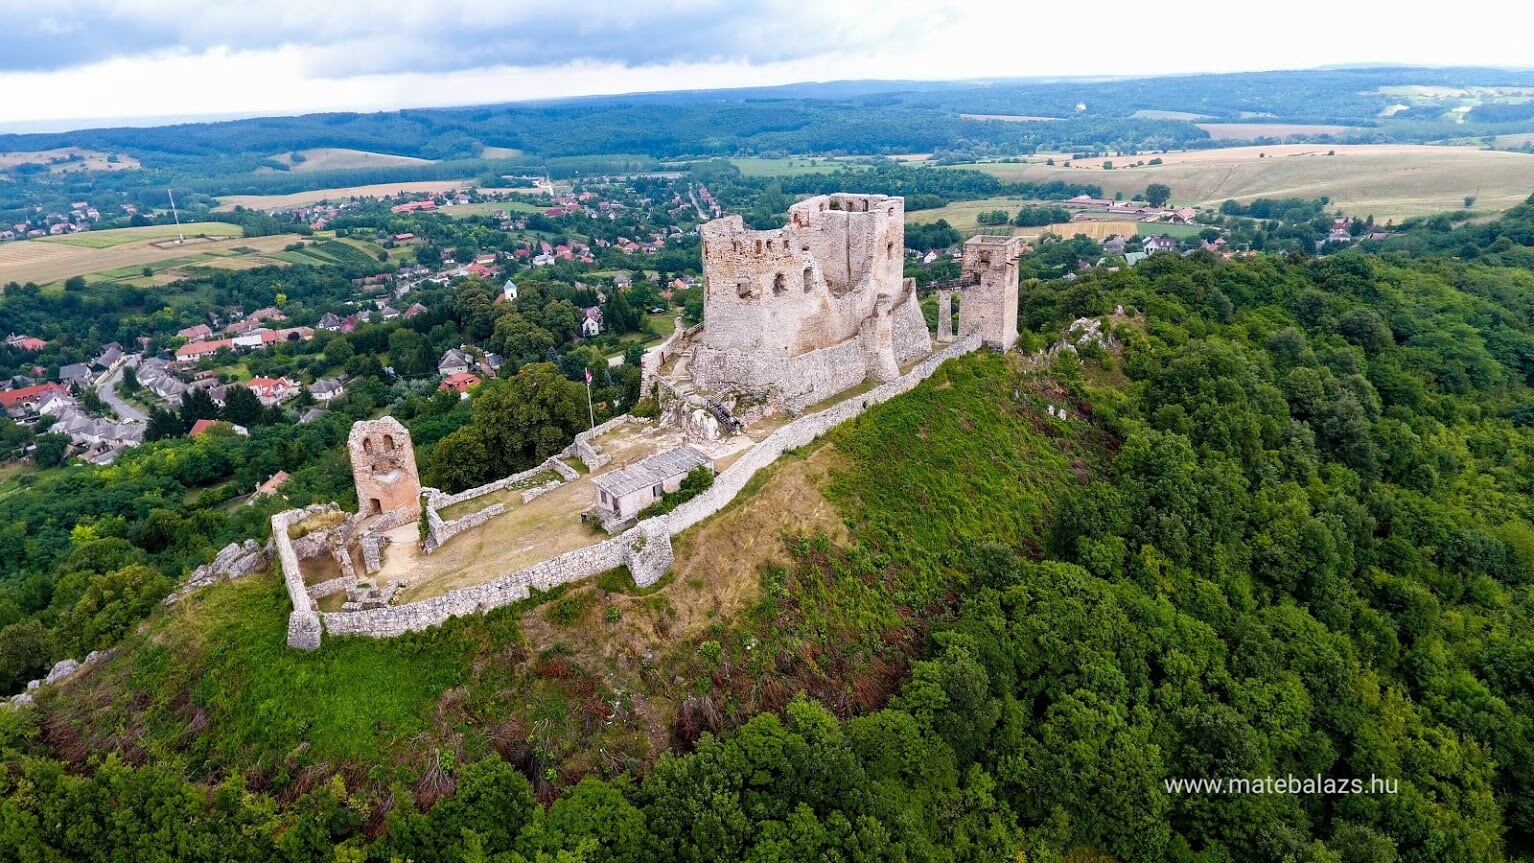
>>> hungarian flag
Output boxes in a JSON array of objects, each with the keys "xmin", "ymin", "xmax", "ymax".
[{"xmin": 585, "ymin": 368, "xmax": 592, "ymax": 385}]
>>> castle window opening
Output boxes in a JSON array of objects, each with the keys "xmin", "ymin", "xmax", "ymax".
[
  {"xmin": 368, "ymin": 497, "xmax": 381, "ymax": 515},
  {"xmin": 803, "ymin": 267, "xmax": 814, "ymax": 292},
  {"xmin": 362, "ymin": 439, "xmax": 373, "ymax": 455},
  {"xmin": 773, "ymin": 273, "xmax": 787, "ymax": 294},
  {"xmin": 383, "ymin": 434, "xmax": 395, "ymax": 452}
]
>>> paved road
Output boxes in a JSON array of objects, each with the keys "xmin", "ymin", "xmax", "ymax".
[{"xmin": 96, "ymin": 365, "xmax": 148, "ymax": 422}]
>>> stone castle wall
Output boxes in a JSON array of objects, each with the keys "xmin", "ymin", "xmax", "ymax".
[
  {"xmin": 666, "ymin": 333, "xmax": 982, "ymax": 535},
  {"xmin": 424, "ymin": 503, "xmax": 504, "ymax": 553},
  {"xmin": 274, "ymin": 507, "xmax": 325, "ymax": 650},
  {"xmin": 284, "ymin": 334, "xmax": 982, "ymax": 646},
  {"xmin": 690, "ymin": 194, "xmax": 931, "ymax": 409}
]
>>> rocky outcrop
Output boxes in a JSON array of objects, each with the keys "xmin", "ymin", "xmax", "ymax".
[{"xmin": 164, "ymin": 538, "xmax": 270, "ymax": 605}]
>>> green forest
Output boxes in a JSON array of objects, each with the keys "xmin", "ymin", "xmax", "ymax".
[
  {"xmin": 4, "ymin": 174, "xmax": 1534, "ymax": 860},
  {"xmin": 8, "ymin": 65, "xmax": 1534, "ymax": 222}
]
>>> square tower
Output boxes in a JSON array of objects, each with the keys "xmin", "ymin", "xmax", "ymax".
[
  {"xmin": 348, "ymin": 417, "xmax": 421, "ymax": 516},
  {"xmin": 960, "ymin": 235, "xmax": 1026, "ymax": 351}
]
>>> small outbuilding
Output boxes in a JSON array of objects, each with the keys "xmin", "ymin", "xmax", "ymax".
[{"xmin": 591, "ymin": 446, "xmax": 713, "ymax": 526}]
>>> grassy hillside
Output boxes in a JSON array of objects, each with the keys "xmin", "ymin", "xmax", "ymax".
[
  {"xmin": 25, "ymin": 349, "xmax": 1083, "ymax": 801},
  {"xmin": 9, "ymin": 203, "xmax": 1534, "ymax": 860}
]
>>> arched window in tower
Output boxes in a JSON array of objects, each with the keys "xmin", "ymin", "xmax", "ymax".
[
  {"xmin": 803, "ymin": 267, "xmax": 814, "ymax": 292},
  {"xmin": 773, "ymin": 273, "xmax": 786, "ymax": 294},
  {"xmin": 383, "ymin": 434, "xmax": 395, "ymax": 452},
  {"xmin": 362, "ymin": 438, "xmax": 373, "ymax": 455}
]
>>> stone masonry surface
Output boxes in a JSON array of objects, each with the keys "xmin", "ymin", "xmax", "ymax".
[{"xmin": 689, "ymin": 194, "xmax": 932, "ymax": 411}]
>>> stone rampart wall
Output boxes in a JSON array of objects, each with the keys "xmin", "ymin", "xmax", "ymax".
[
  {"xmin": 667, "ymin": 333, "xmax": 981, "ymax": 534},
  {"xmin": 291, "ymin": 337, "xmax": 981, "ymax": 646}
]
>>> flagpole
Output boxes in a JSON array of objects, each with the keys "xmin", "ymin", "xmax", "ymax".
[{"xmin": 585, "ymin": 368, "xmax": 595, "ymax": 430}]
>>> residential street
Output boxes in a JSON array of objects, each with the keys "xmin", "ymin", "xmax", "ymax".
[{"xmin": 96, "ymin": 364, "xmax": 148, "ymax": 422}]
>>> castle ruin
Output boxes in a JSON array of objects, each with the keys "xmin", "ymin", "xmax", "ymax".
[
  {"xmin": 687, "ymin": 194, "xmax": 931, "ymax": 413},
  {"xmin": 349, "ymin": 417, "xmax": 421, "ymax": 516},
  {"xmin": 672, "ymin": 193, "xmax": 1023, "ymax": 421}
]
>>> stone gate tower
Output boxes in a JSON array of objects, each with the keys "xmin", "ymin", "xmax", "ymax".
[
  {"xmin": 348, "ymin": 417, "xmax": 421, "ymax": 516},
  {"xmin": 959, "ymin": 235, "xmax": 1026, "ymax": 351}
]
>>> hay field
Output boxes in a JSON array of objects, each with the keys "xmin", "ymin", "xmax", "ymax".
[
  {"xmin": 213, "ymin": 179, "xmax": 474, "ymax": 212},
  {"xmin": 1197, "ymin": 123, "xmax": 1362, "ymax": 140},
  {"xmin": 1017, "ymin": 220, "xmax": 1142, "ymax": 241},
  {"xmin": 40, "ymin": 222, "xmax": 240, "ymax": 249},
  {"xmin": 0, "ymin": 147, "xmax": 139, "ymax": 172},
  {"xmin": 965, "ymin": 144, "xmax": 1534, "ymax": 222},
  {"xmin": 479, "ymin": 146, "xmax": 526, "ymax": 159},
  {"xmin": 266, "ymin": 148, "xmax": 433, "ymax": 172},
  {"xmin": 0, "ymin": 230, "xmax": 299, "ymax": 286},
  {"xmin": 960, "ymin": 113, "xmax": 1063, "ymax": 122},
  {"xmin": 906, "ymin": 196, "xmax": 1034, "ymax": 235}
]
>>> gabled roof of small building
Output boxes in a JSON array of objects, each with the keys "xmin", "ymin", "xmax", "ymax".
[{"xmin": 591, "ymin": 446, "xmax": 711, "ymax": 499}]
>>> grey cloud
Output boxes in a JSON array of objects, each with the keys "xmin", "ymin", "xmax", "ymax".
[{"xmin": 0, "ymin": 1, "xmax": 912, "ymax": 75}]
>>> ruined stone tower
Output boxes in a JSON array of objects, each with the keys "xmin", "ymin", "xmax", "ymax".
[
  {"xmin": 348, "ymin": 417, "xmax": 421, "ymax": 516},
  {"xmin": 958, "ymin": 235, "xmax": 1026, "ymax": 352},
  {"xmin": 690, "ymin": 193, "xmax": 932, "ymax": 412}
]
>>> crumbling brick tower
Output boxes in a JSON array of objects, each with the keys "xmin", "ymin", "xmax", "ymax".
[
  {"xmin": 690, "ymin": 193, "xmax": 932, "ymax": 412},
  {"xmin": 348, "ymin": 417, "xmax": 421, "ymax": 516},
  {"xmin": 959, "ymin": 235, "xmax": 1026, "ymax": 351}
]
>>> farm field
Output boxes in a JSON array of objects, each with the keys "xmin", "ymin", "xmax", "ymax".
[
  {"xmin": 212, "ymin": 179, "xmax": 475, "ymax": 212},
  {"xmin": 442, "ymin": 200, "xmax": 545, "ymax": 218},
  {"xmin": 1196, "ymin": 123, "xmax": 1362, "ymax": 139},
  {"xmin": 905, "ymin": 196, "xmax": 1035, "ymax": 235},
  {"xmin": 964, "ymin": 144, "xmax": 1534, "ymax": 222},
  {"xmin": 39, "ymin": 221, "xmax": 239, "ymax": 248},
  {"xmin": 1016, "ymin": 220, "xmax": 1140, "ymax": 241},
  {"xmin": 0, "ymin": 228, "xmax": 300, "ymax": 286},
  {"xmin": 959, "ymin": 113, "xmax": 1061, "ymax": 122},
  {"xmin": 0, "ymin": 147, "xmax": 139, "ymax": 172},
  {"xmin": 263, "ymin": 148, "xmax": 434, "ymax": 172},
  {"xmin": 728, "ymin": 157, "xmax": 866, "ymax": 177}
]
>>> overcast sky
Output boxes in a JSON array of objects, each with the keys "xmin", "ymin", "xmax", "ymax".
[{"xmin": 1, "ymin": 0, "xmax": 1529, "ymax": 133}]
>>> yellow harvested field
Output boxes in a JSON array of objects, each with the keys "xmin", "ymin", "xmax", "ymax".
[
  {"xmin": 1023, "ymin": 220, "xmax": 1141, "ymax": 241},
  {"xmin": 0, "ymin": 147, "xmax": 139, "ymax": 172},
  {"xmin": 266, "ymin": 148, "xmax": 433, "ymax": 172},
  {"xmin": 1197, "ymin": 123, "xmax": 1361, "ymax": 139},
  {"xmin": 40, "ymin": 222, "xmax": 240, "ymax": 248},
  {"xmin": 966, "ymin": 144, "xmax": 1534, "ymax": 222},
  {"xmin": 213, "ymin": 179, "xmax": 474, "ymax": 212},
  {"xmin": 0, "ymin": 230, "xmax": 299, "ymax": 286}
]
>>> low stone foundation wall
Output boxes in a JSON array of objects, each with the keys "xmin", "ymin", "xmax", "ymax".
[
  {"xmin": 274, "ymin": 506, "xmax": 327, "ymax": 650},
  {"xmin": 427, "ymin": 455, "xmax": 568, "ymax": 510},
  {"xmin": 424, "ymin": 503, "xmax": 504, "ymax": 553},
  {"xmin": 285, "ymin": 337, "xmax": 982, "ymax": 647},
  {"xmin": 564, "ymin": 414, "xmax": 637, "ymax": 470},
  {"xmin": 319, "ymin": 525, "xmax": 672, "ymax": 638}
]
